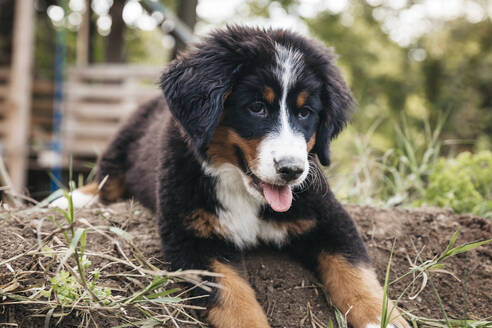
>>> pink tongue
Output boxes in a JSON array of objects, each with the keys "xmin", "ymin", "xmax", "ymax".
[{"xmin": 262, "ymin": 184, "xmax": 293, "ymax": 212}]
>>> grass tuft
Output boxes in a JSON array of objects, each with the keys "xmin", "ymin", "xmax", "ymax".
[
  {"xmin": 0, "ymin": 190, "xmax": 216, "ymax": 327},
  {"xmin": 377, "ymin": 230, "xmax": 492, "ymax": 328}
]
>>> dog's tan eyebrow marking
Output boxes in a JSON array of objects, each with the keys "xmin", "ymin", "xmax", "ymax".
[
  {"xmin": 296, "ymin": 91, "xmax": 309, "ymax": 108},
  {"xmin": 263, "ymin": 86, "xmax": 275, "ymax": 104}
]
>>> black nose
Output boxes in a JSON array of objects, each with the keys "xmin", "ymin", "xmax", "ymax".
[{"xmin": 274, "ymin": 157, "xmax": 305, "ymax": 182}]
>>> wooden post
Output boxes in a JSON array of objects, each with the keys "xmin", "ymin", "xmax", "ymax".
[
  {"xmin": 6, "ymin": 0, "xmax": 35, "ymax": 194},
  {"xmin": 76, "ymin": 0, "xmax": 90, "ymax": 66}
]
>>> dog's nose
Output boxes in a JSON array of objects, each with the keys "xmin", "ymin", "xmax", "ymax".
[{"xmin": 274, "ymin": 157, "xmax": 305, "ymax": 182}]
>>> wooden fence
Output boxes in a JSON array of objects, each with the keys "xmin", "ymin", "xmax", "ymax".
[
  {"xmin": 0, "ymin": 65, "xmax": 161, "ymax": 174},
  {"xmin": 61, "ymin": 65, "xmax": 161, "ymax": 168},
  {"xmin": 0, "ymin": 67, "xmax": 58, "ymax": 168}
]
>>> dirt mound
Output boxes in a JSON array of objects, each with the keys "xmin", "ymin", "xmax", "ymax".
[{"xmin": 0, "ymin": 203, "xmax": 490, "ymax": 327}]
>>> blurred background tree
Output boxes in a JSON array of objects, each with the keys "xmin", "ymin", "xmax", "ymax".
[
  {"xmin": 237, "ymin": 0, "xmax": 492, "ymax": 155},
  {"xmin": 0, "ymin": 0, "xmax": 490, "ymax": 213},
  {"xmin": 1, "ymin": 0, "xmax": 489, "ymax": 152}
]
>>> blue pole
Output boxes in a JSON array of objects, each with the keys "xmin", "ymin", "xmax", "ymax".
[{"xmin": 50, "ymin": 23, "xmax": 66, "ymax": 191}]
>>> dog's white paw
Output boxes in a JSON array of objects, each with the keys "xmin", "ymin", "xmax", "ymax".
[
  {"xmin": 366, "ymin": 324, "xmax": 397, "ymax": 328},
  {"xmin": 365, "ymin": 319, "xmax": 409, "ymax": 328},
  {"xmin": 366, "ymin": 324, "xmax": 378, "ymax": 328},
  {"xmin": 49, "ymin": 189, "xmax": 97, "ymax": 209}
]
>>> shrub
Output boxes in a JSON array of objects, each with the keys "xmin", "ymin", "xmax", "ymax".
[
  {"xmin": 330, "ymin": 117, "xmax": 492, "ymax": 217},
  {"xmin": 421, "ymin": 151, "xmax": 492, "ymax": 217}
]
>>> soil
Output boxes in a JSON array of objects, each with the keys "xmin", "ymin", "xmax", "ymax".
[{"xmin": 0, "ymin": 202, "xmax": 491, "ymax": 327}]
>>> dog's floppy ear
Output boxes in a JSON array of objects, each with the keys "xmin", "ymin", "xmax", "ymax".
[
  {"xmin": 311, "ymin": 46, "xmax": 354, "ymax": 166},
  {"xmin": 160, "ymin": 50, "xmax": 238, "ymax": 159},
  {"xmin": 160, "ymin": 26, "xmax": 273, "ymax": 159}
]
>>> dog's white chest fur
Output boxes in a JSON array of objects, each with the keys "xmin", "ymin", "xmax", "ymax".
[{"xmin": 207, "ymin": 164, "xmax": 289, "ymax": 249}]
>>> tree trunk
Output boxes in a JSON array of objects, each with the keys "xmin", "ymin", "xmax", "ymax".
[
  {"xmin": 88, "ymin": 3, "xmax": 96, "ymax": 63},
  {"xmin": 105, "ymin": 0, "xmax": 126, "ymax": 63},
  {"xmin": 172, "ymin": 0, "xmax": 198, "ymax": 59}
]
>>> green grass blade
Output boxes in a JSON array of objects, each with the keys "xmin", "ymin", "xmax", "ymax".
[
  {"xmin": 441, "ymin": 239, "xmax": 492, "ymax": 261},
  {"xmin": 110, "ymin": 227, "xmax": 134, "ymax": 241},
  {"xmin": 70, "ymin": 228, "xmax": 85, "ymax": 251},
  {"xmin": 381, "ymin": 239, "xmax": 396, "ymax": 328}
]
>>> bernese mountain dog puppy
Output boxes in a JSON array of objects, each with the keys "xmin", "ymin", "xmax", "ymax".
[{"xmin": 54, "ymin": 26, "xmax": 409, "ymax": 328}]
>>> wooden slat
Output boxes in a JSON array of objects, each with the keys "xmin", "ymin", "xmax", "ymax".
[
  {"xmin": 66, "ymin": 83, "xmax": 125, "ymax": 99},
  {"xmin": 0, "ymin": 69, "xmax": 56, "ymax": 172},
  {"xmin": 59, "ymin": 65, "xmax": 161, "ymax": 166},
  {"xmin": 64, "ymin": 140, "xmax": 108, "ymax": 156},
  {"xmin": 72, "ymin": 103, "xmax": 133, "ymax": 119},
  {"xmin": 68, "ymin": 65, "xmax": 160, "ymax": 80},
  {"xmin": 66, "ymin": 83, "xmax": 158, "ymax": 100},
  {"xmin": 69, "ymin": 124, "xmax": 120, "ymax": 138}
]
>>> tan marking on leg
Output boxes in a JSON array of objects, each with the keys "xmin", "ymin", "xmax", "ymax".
[
  {"xmin": 276, "ymin": 218, "xmax": 316, "ymax": 236},
  {"xmin": 307, "ymin": 133, "xmax": 316, "ymax": 152},
  {"xmin": 185, "ymin": 209, "xmax": 224, "ymax": 238},
  {"xmin": 263, "ymin": 86, "xmax": 275, "ymax": 104},
  {"xmin": 79, "ymin": 182, "xmax": 98, "ymax": 195},
  {"xmin": 208, "ymin": 261, "xmax": 270, "ymax": 328},
  {"xmin": 319, "ymin": 253, "xmax": 409, "ymax": 328},
  {"xmin": 207, "ymin": 126, "xmax": 262, "ymax": 171},
  {"xmin": 99, "ymin": 175, "xmax": 126, "ymax": 203},
  {"xmin": 296, "ymin": 91, "xmax": 309, "ymax": 108}
]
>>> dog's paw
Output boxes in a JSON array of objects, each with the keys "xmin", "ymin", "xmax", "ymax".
[{"xmin": 49, "ymin": 189, "xmax": 97, "ymax": 209}]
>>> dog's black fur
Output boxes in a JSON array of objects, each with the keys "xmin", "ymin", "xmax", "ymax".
[{"xmin": 95, "ymin": 26, "xmax": 408, "ymax": 328}]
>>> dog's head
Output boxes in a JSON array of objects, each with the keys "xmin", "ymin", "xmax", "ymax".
[{"xmin": 160, "ymin": 26, "xmax": 353, "ymax": 212}]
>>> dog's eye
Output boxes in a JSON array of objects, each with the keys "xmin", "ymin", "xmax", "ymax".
[
  {"xmin": 248, "ymin": 102, "xmax": 267, "ymax": 117},
  {"xmin": 297, "ymin": 107, "xmax": 312, "ymax": 120}
]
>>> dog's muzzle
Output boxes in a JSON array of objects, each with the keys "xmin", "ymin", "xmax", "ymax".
[{"xmin": 274, "ymin": 157, "xmax": 305, "ymax": 183}]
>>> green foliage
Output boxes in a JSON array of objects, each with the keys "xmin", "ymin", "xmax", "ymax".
[
  {"xmin": 47, "ymin": 261, "xmax": 111, "ymax": 306},
  {"xmin": 125, "ymin": 28, "xmax": 170, "ymax": 65},
  {"xmin": 330, "ymin": 119, "xmax": 491, "ymax": 217},
  {"xmin": 49, "ymin": 270, "xmax": 80, "ymax": 306},
  {"xmin": 421, "ymin": 151, "xmax": 492, "ymax": 217},
  {"xmin": 379, "ymin": 117, "xmax": 444, "ymax": 206},
  {"xmin": 245, "ymin": 0, "xmax": 492, "ymax": 155},
  {"xmin": 241, "ymin": 0, "xmax": 492, "ymax": 217},
  {"xmin": 329, "ymin": 117, "xmax": 442, "ymax": 206},
  {"xmin": 45, "ymin": 176, "xmax": 113, "ymax": 307}
]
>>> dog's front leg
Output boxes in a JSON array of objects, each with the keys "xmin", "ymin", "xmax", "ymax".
[
  {"xmin": 317, "ymin": 252, "xmax": 409, "ymax": 328},
  {"xmin": 287, "ymin": 207, "xmax": 410, "ymax": 328},
  {"xmin": 207, "ymin": 259, "xmax": 270, "ymax": 328},
  {"xmin": 159, "ymin": 225, "xmax": 270, "ymax": 327}
]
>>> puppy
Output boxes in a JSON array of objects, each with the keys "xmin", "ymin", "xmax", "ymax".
[{"xmin": 56, "ymin": 26, "xmax": 409, "ymax": 328}]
